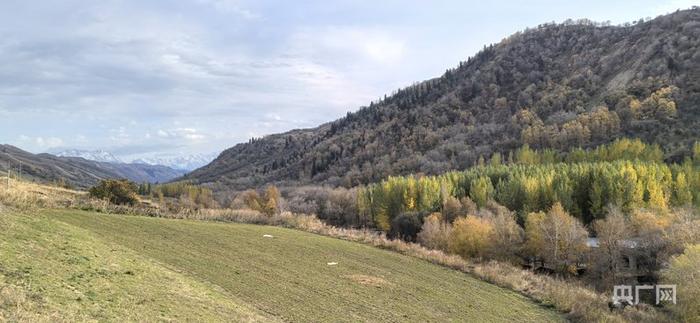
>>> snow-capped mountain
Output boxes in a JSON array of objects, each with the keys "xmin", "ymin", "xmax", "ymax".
[
  {"xmin": 52, "ymin": 149, "xmax": 218, "ymax": 172},
  {"xmin": 132, "ymin": 152, "xmax": 218, "ymax": 171},
  {"xmin": 54, "ymin": 149, "xmax": 123, "ymax": 163}
]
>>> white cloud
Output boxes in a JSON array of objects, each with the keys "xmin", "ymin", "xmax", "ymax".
[
  {"xmin": 195, "ymin": 0, "xmax": 260, "ymax": 19},
  {"xmin": 24, "ymin": 136, "xmax": 65, "ymax": 149},
  {"xmin": 157, "ymin": 128, "xmax": 206, "ymax": 141},
  {"xmin": 289, "ymin": 26, "xmax": 407, "ymax": 66},
  {"xmin": 654, "ymin": 0, "xmax": 699, "ymax": 15},
  {"xmin": 363, "ymin": 38, "xmax": 405, "ymax": 64}
]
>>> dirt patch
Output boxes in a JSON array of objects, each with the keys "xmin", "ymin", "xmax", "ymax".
[{"xmin": 346, "ymin": 274, "xmax": 391, "ymax": 288}]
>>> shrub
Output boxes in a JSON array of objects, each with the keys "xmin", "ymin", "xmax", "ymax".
[
  {"xmin": 663, "ymin": 244, "xmax": 700, "ymax": 322},
  {"xmin": 389, "ymin": 212, "xmax": 423, "ymax": 242},
  {"xmin": 241, "ymin": 185, "xmax": 282, "ymax": 216},
  {"xmin": 417, "ymin": 213, "xmax": 452, "ymax": 251},
  {"xmin": 150, "ymin": 181, "xmax": 218, "ymax": 209},
  {"xmin": 88, "ymin": 179, "xmax": 139, "ymax": 205}
]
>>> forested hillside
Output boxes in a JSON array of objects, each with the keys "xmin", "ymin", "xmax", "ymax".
[{"xmin": 186, "ymin": 8, "xmax": 700, "ymax": 191}]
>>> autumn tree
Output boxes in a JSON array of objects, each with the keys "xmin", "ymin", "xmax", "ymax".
[
  {"xmin": 417, "ymin": 213, "xmax": 452, "ymax": 250},
  {"xmin": 480, "ymin": 202, "xmax": 524, "ymax": 262},
  {"xmin": 673, "ymin": 172, "xmax": 693, "ymax": 206},
  {"xmin": 525, "ymin": 203, "xmax": 588, "ymax": 274},
  {"xmin": 242, "ymin": 189, "xmax": 263, "ymax": 212},
  {"xmin": 469, "ymin": 176, "xmax": 494, "ymax": 208},
  {"xmin": 242, "ymin": 185, "xmax": 282, "ymax": 216},
  {"xmin": 441, "ymin": 195, "xmax": 463, "ymax": 223},
  {"xmin": 264, "ymin": 185, "xmax": 281, "ymax": 215},
  {"xmin": 588, "ymin": 207, "xmax": 631, "ymax": 288},
  {"xmin": 663, "ymin": 244, "xmax": 700, "ymax": 321},
  {"xmin": 448, "ymin": 216, "xmax": 494, "ymax": 259}
]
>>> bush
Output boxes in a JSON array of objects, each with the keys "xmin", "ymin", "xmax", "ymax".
[
  {"xmin": 389, "ymin": 212, "xmax": 423, "ymax": 242},
  {"xmin": 663, "ymin": 244, "xmax": 700, "ymax": 322},
  {"xmin": 417, "ymin": 212, "xmax": 452, "ymax": 251},
  {"xmin": 88, "ymin": 179, "xmax": 139, "ymax": 205},
  {"xmin": 151, "ymin": 181, "xmax": 218, "ymax": 209},
  {"xmin": 241, "ymin": 185, "xmax": 282, "ymax": 216}
]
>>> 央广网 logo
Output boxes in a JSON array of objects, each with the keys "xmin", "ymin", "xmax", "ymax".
[{"xmin": 612, "ymin": 284, "xmax": 676, "ymax": 305}]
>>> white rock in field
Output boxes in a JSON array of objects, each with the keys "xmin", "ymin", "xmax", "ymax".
[
  {"xmin": 263, "ymin": 234, "xmax": 274, "ymax": 238},
  {"xmin": 327, "ymin": 262, "xmax": 338, "ymax": 266}
]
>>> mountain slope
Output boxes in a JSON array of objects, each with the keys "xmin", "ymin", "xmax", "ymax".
[
  {"xmin": 0, "ymin": 145, "xmax": 184, "ymax": 188},
  {"xmin": 37, "ymin": 209, "xmax": 562, "ymax": 322},
  {"xmin": 0, "ymin": 209, "xmax": 269, "ymax": 322},
  {"xmin": 186, "ymin": 9, "xmax": 700, "ymax": 191}
]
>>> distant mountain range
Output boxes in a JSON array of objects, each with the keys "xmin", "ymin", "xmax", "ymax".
[
  {"xmin": 54, "ymin": 149, "xmax": 123, "ymax": 164},
  {"xmin": 54, "ymin": 149, "xmax": 218, "ymax": 172},
  {"xmin": 1, "ymin": 145, "xmax": 186, "ymax": 188},
  {"xmin": 132, "ymin": 153, "xmax": 219, "ymax": 171}
]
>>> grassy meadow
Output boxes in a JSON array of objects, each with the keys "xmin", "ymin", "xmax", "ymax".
[{"xmin": 0, "ymin": 206, "xmax": 564, "ymax": 322}]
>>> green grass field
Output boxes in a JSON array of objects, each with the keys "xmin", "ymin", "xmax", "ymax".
[{"xmin": 1, "ymin": 209, "xmax": 564, "ymax": 322}]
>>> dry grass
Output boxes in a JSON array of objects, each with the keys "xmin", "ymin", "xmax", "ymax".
[
  {"xmin": 0, "ymin": 280, "xmax": 80, "ymax": 323},
  {"xmin": 0, "ymin": 177, "xmax": 84, "ymax": 210},
  {"xmin": 345, "ymin": 275, "xmax": 391, "ymax": 288}
]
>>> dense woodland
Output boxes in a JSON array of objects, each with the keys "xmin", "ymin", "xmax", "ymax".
[
  {"xmin": 272, "ymin": 139, "xmax": 698, "ymax": 228},
  {"xmin": 186, "ymin": 8, "xmax": 700, "ymax": 191},
  {"xmin": 356, "ymin": 139, "xmax": 699, "ymax": 230}
]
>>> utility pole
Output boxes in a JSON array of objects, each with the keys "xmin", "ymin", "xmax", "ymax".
[
  {"xmin": 18, "ymin": 160, "xmax": 22, "ymax": 182},
  {"xmin": 7, "ymin": 169, "xmax": 10, "ymax": 190}
]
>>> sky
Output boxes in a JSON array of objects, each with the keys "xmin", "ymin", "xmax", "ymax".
[{"xmin": 0, "ymin": 0, "xmax": 697, "ymax": 161}]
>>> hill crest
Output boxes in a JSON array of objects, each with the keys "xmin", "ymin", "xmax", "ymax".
[{"xmin": 185, "ymin": 8, "xmax": 700, "ymax": 191}]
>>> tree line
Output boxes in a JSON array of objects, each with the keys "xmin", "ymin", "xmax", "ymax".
[{"xmin": 357, "ymin": 139, "xmax": 699, "ymax": 230}]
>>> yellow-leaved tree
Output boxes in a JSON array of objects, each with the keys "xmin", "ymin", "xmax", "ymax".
[
  {"xmin": 663, "ymin": 244, "xmax": 700, "ymax": 322},
  {"xmin": 448, "ymin": 216, "xmax": 494, "ymax": 259},
  {"xmin": 525, "ymin": 202, "xmax": 588, "ymax": 274}
]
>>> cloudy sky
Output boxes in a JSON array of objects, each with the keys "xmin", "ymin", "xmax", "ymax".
[{"xmin": 0, "ymin": 0, "xmax": 696, "ymax": 160}]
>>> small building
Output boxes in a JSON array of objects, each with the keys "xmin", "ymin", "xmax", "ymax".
[{"xmin": 586, "ymin": 237, "xmax": 654, "ymax": 284}]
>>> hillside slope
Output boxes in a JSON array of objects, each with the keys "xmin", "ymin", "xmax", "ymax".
[
  {"xmin": 185, "ymin": 8, "xmax": 700, "ymax": 190},
  {"xmin": 0, "ymin": 209, "xmax": 563, "ymax": 322},
  {"xmin": 0, "ymin": 145, "xmax": 184, "ymax": 188},
  {"xmin": 0, "ymin": 210, "xmax": 273, "ymax": 322}
]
